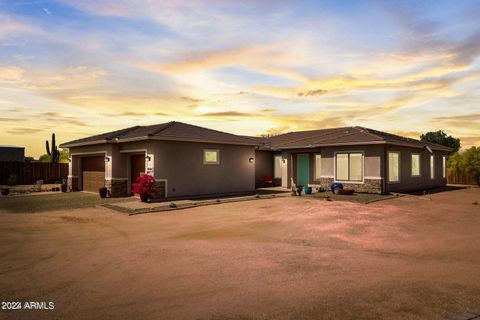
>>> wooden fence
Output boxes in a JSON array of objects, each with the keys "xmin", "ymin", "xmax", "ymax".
[
  {"xmin": 0, "ymin": 162, "xmax": 68, "ymax": 185},
  {"xmin": 447, "ymin": 168, "xmax": 477, "ymax": 185}
]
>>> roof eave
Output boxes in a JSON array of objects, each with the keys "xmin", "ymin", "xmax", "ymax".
[
  {"xmin": 60, "ymin": 139, "xmax": 111, "ymax": 148},
  {"xmin": 148, "ymin": 136, "xmax": 260, "ymax": 146}
]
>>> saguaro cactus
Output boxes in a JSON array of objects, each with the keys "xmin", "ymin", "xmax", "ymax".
[{"xmin": 46, "ymin": 133, "xmax": 60, "ymax": 163}]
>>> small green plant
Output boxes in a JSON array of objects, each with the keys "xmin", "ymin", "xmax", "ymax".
[
  {"xmin": 7, "ymin": 173, "xmax": 18, "ymax": 186},
  {"xmin": 169, "ymin": 202, "xmax": 177, "ymax": 208}
]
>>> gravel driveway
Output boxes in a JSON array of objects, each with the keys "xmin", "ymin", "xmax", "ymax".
[{"xmin": 1, "ymin": 187, "xmax": 479, "ymax": 320}]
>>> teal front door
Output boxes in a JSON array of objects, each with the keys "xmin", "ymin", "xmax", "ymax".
[{"xmin": 297, "ymin": 154, "xmax": 309, "ymax": 186}]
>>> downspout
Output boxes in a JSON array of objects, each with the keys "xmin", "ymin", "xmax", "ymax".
[{"xmin": 382, "ymin": 145, "xmax": 387, "ymax": 194}]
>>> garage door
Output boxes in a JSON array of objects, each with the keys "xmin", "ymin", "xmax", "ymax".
[{"xmin": 82, "ymin": 156, "xmax": 105, "ymax": 192}]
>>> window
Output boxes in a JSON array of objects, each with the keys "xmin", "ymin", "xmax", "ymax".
[
  {"xmin": 388, "ymin": 152, "xmax": 400, "ymax": 182},
  {"xmin": 430, "ymin": 155, "xmax": 435, "ymax": 179},
  {"xmin": 335, "ymin": 152, "xmax": 363, "ymax": 182},
  {"xmin": 314, "ymin": 154, "xmax": 322, "ymax": 180},
  {"xmin": 411, "ymin": 154, "xmax": 420, "ymax": 177},
  {"xmin": 273, "ymin": 155, "xmax": 282, "ymax": 179},
  {"xmin": 203, "ymin": 149, "xmax": 219, "ymax": 164},
  {"xmin": 442, "ymin": 156, "xmax": 447, "ymax": 178}
]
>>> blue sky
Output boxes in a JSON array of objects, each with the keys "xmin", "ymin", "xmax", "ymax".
[{"xmin": 0, "ymin": 0, "xmax": 479, "ymax": 157}]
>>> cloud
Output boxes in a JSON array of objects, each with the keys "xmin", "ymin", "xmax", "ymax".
[
  {"xmin": 297, "ymin": 89, "xmax": 327, "ymax": 97},
  {"xmin": 200, "ymin": 111, "xmax": 255, "ymax": 117},
  {"xmin": 0, "ymin": 117, "xmax": 21, "ymax": 122},
  {"xmin": 0, "ymin": 15, "xmax": 38, "ymax": 39},
  {"xmin": 458, "ymin": 136, "xmax": 480, "ymax": 149},
  {"xmin": 261, "ymin": 108, "xmax": 278, "ymax": 113},
  {"xmin": 434, "ymin": 113, "xmax": 480, "ymax": 121},
  {"xmin": 38, "ymin": 112, "xmax": 88, "ymax": 127},
  {"xmin": 0, "ymin": 66, "xmax": 25, "ymax": 81},
  {"xmin": 6, "ymin": 128, "xmax": 44, "ymax": 134}
]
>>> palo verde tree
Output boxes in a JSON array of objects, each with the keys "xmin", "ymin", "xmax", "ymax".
[{"xmin": 420, "ymin": 130, "xmax": 461, "ymax": 153}]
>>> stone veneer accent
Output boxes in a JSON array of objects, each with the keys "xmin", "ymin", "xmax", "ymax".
[
  {"xmin": 317, "ymin": 177, "xmax": 383, "ymax": 194},
  {"xmin": 105, "ymin": 179, "xmax": 129, "ymax": 197},
  {"xmin": 152, "ymin": 180, "xmax": 166, "ymax": 199},
  {"xmin": 67, "ymin": 176, "xmax": 79, "ymax": 192}
]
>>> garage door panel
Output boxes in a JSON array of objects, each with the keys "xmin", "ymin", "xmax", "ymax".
[
  {"xmin": 82, "ymin": 156, "xmax": 105, "ymax": 192},
  {"xmin": 82, "ymin": 171, "xmax": 105, "ymax": 192}
]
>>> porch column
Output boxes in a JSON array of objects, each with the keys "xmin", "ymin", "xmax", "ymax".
[
  {"xmin": 68, "ymin": 155, "xmax": 80, "ymax": 191},
  {"xmin": 281, "ymin": 151, "xmax": 292, "ymax": 188}
]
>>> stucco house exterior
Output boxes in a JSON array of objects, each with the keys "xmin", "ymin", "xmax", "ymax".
[
  {"xmin": 61, "ymin": 122, "xmax": 451, "ymax": 199},
  {"xmin": 60, "ymin": 122, "xmax": 258, "ymax": 199},
  {"xmin": 255, "ymin": 126, "xmax": 452, "ymax": 194}
]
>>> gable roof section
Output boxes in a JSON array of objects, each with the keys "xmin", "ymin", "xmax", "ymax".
[
  {"xmin": 262, "ymin": 126, "xmax": 452, "ymax": 151},
  {"xmin": 60, "ymin": 121, "xmax": 259, "ymax": 148}
]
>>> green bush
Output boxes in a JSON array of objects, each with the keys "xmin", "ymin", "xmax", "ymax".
[
  {"xmin": 7, "ymin": 173, "xmax": 18, "ymax": 186},
  {"xmin": 448, "ymin": 146, "xmax": 480, "ymax": 186}
]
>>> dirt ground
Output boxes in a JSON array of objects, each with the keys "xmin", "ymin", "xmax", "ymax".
[{"xmin": 1, "ymin": 188, "xmax": 479, "ymax": 320}]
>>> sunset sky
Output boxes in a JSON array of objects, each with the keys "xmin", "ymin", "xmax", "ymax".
[{"xmin": 0, "ymin": 0, "xmax": 479, "ymax": 157}]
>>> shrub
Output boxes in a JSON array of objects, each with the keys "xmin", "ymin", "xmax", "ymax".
[
  {"xmin": 132, "ymin": 174, "xmax": 156, "ymax": 201},
  {"xmin": 7, "ymin": 173, "xmax": 18, "ymax": 186}
]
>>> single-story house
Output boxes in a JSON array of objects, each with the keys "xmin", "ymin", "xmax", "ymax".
[
  {"xmin": 60, "ymin": 122, "xmax": 258, "ymax": 198},
  {"xmin": 60, "ymin": 122, "xmax": 451, "ymax": 198},
  {"xmin": 255, "ymin": 126, "xmax": 452, "ymax": 194}
]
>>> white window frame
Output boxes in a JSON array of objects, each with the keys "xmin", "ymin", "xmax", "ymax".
[
  {"xmin": 411, "ymin": 153, "xmax": 421, "ymax": 177},
  {"xmin": 442, "ymin": 156, "xmax": 447, "ymax": 179},
  {"xmin": 314, "ymin": 154, "xmax": 322, "ymax": 180},
  {"xmin": 203, "ymin": 149, "xmax": 220, "ymax": 165},
  {"xmin": 334, "ymin": 151, "xmax": 364, "ymax": 183},
  {"xmin": 387, "ymin": 151, "xmax": 401, "ymax": 183},
  {"xmin": 430, "ymin": 155, "xmax": 435, "ymax": 179},
  {"xmin": 273, "ymin": 155, "xmax": 282, "ymax": 179}
]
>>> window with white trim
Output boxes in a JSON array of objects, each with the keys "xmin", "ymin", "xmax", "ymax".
[
  {"xmin": 430, "ymin": 155, "xmax": 435, "ymax": 179},
  {"xmin": 442, "ymin": 156, "xmax": 447, "ymax": 178},
  {"xmin": 411, "ymin": 154, "xmax": 420, "ymax": 177},
  {"xmin": 273, "ymin": 155, "xmax": 282, "ymax": 179},
  {"xmin": 388, "ymin": 152, "xmax": 400, "ymax": 182},
  {"xmin": 203, "ymin": 149, "xmax": 219, "ymax": 164},
  {"xmin": 314, "ymin": 154, "xmax": 322, "ymax": 180},
  {"xmin": 335, "ymin": 152, "xmax": 363, "ymax": 182}
]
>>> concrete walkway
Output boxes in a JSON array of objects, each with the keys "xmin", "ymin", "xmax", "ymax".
[{"xmin": 104, "ymin": 191, "xmax": 291, "ymax": 215}]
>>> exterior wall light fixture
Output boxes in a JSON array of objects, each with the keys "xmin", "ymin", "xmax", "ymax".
[{"xmin": 249, "ymin": 157, "xmax": 254, "ymax": 163}]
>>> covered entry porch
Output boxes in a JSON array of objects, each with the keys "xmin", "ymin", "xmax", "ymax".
[{"xmin": 273, "ymin": 146, "xmax": 384, "ymax": 194}]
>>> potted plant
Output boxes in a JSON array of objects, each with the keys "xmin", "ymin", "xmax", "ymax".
[
  {"xmin": 99, "ymin": 187, "xmax": 108, "ymax": 198},
  {"xmin": 304, "ymin": 186, "xmax": 312, "ymax": 194},
  {"xmin": 1, "ymin": 188, "xmax": 9, "ymax": 196},
  {"xmin": 61, "ymin": 179, "xmax": 67, "ymax": 192},
  {"xmin": 133, "ymin": 174, "xmax": 156, "ymax": 202}
]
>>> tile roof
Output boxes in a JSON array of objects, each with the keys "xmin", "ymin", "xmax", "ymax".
[
  {"xmin": 60, "ymin": 121, "xmax": 260, "ymax": 147},
  {"xmin": 60, "ymin": 122, "xmax": 452, "ymax": 152},
  {"xmin": 261, "ymin": 126, "xmax": 452, "ymax": 151}
]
